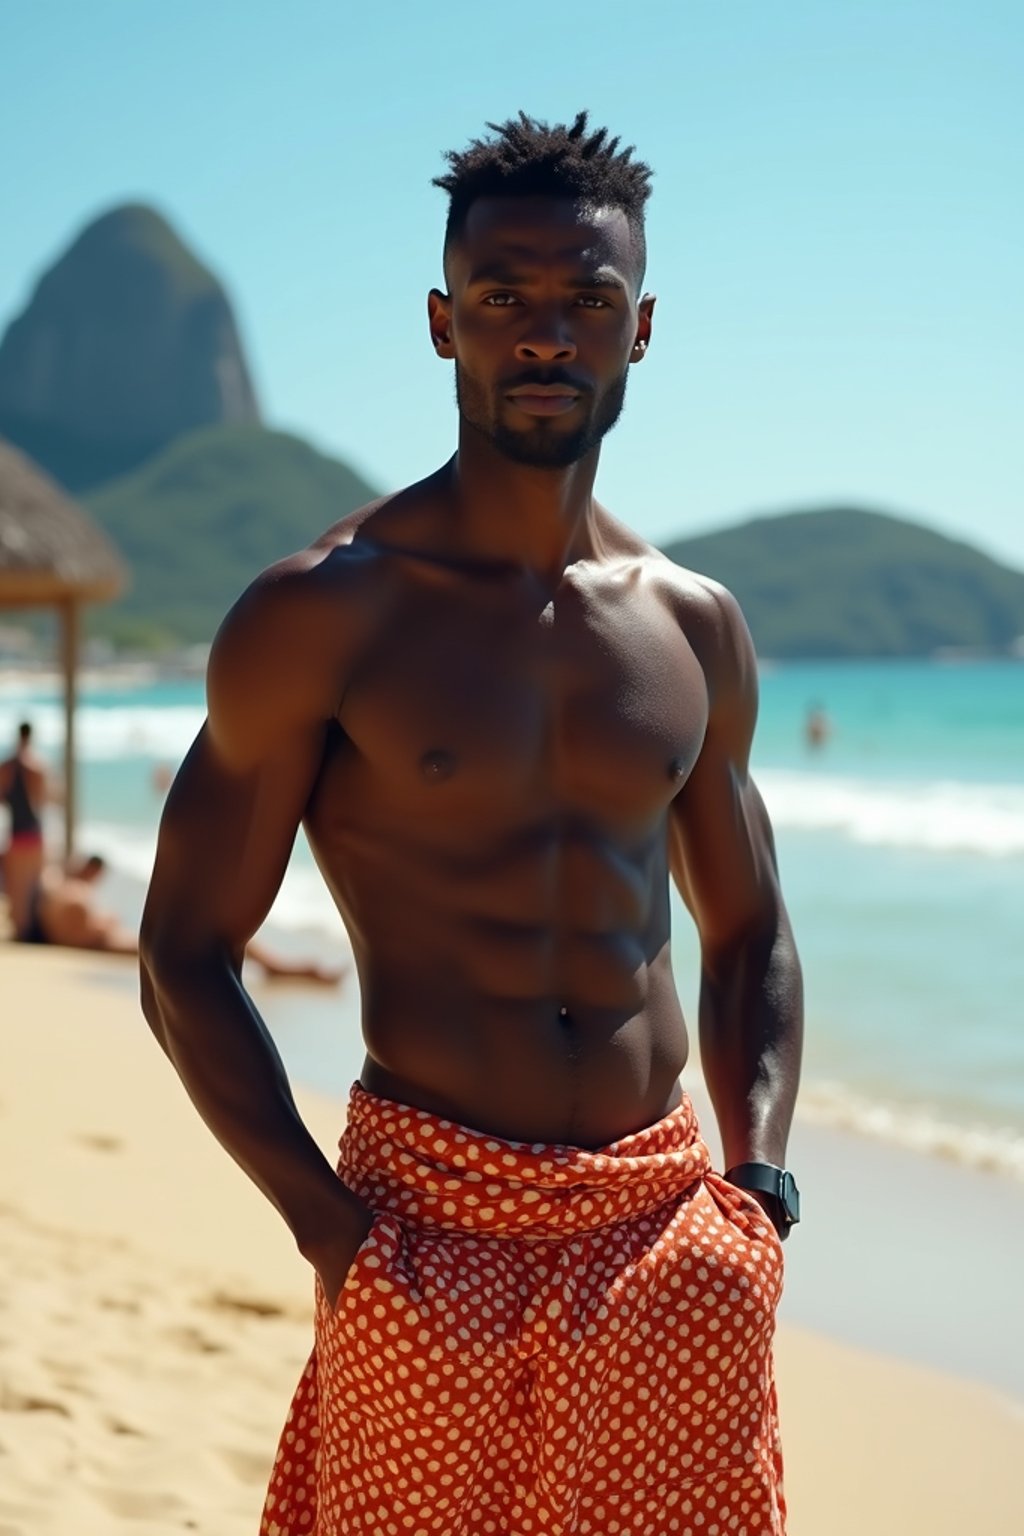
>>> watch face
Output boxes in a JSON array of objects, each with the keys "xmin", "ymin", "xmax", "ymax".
[{"xmin": 780, "ymin": 1171, "xmax": 801, "ymax": 1224}]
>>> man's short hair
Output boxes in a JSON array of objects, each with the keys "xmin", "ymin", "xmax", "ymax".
[
  {"xmin": 17, "ymin": 721, "xmax": 31, "ymax": 742},
  {"xmin": 434, "ymin": 111, "xmax": 653, "ymax": 283}
]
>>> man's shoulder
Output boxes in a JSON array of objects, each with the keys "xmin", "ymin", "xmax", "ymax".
[
  {"xmin": 623, "ymin": 538, "xmax": 746, "ymax": 643},
  {"xmin": 650, "ymin": 551, "xmax": 757, "ymax": 702},
  {"xmin": 236, "ymin": 476, "xmax": 446, "ymax": 611},
  {"xmin": 591, "ymin": 511, "xmax": 751, "ymax": 656},
  {"xmin": 221, "ymin": 487, "xmax": 421, "ymax": 631},
  {"xmin": 208, "ymin": 481, "xmax": 443, "ymax": 705}
]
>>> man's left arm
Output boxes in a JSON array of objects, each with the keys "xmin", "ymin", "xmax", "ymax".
[{"xmin": 668, "ymin": 581, "xmax": 803, "ymax": 1222}]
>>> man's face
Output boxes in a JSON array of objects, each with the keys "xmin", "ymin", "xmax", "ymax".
[{"xmin": 429, "ymin": 197, "xmax": 654, "ymax": 469}]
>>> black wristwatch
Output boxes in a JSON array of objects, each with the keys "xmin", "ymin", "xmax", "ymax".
[{"xmin": 724, "ymin": 1162, "xmax": 801, "ymax": 1228}]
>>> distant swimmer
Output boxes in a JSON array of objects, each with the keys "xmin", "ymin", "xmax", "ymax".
[
  {"xmin": 0, "ymin": 721, "xmax": 49, "ymax": 938},
  {"xmin": 805, "ymin": 701, "xmax": 832, "ymax": 750},
  {"xmin": 151, "ymin": 762, "xmax": 175, "ymax": 796}
]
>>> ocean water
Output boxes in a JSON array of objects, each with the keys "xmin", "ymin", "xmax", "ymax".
[{"xmin": 2, "ymin": 659, "xmax": 1022, "ymax": 1178}]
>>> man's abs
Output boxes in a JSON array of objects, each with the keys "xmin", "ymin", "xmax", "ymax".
[{"xmin": 305, "ymin": 810, "xmax": 690, "ymax": 1147}]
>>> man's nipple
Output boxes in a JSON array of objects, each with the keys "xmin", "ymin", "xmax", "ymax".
[{"xmin": 419, "ymin": 749, "xmax": 457, "ymax": 783}]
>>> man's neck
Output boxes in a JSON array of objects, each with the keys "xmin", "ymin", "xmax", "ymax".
[{"xmin": 446, "ymin": 425, "xmax": 603, "ymax": 585}]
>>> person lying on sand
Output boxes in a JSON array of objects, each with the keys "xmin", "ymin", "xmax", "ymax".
[{"xmin": 21, "ymin": 855, "xmax": 345, "ymax": 985}]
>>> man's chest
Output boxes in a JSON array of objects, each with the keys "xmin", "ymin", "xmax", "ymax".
[{"xmin": 337, "ymin": 576, "xmax": 709, "ymax": 822}]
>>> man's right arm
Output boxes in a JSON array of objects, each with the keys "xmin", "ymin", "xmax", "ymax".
[{"xmin": 139, "ymin": 562, "xmax": 371, "ymax": 1302}]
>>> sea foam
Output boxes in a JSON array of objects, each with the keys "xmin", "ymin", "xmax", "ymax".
[
  {"xmin": 758, "ymin": 769, "xmax": 1024, "ymax": 858},
  {"xmin": 798, "ymin": 1080, "xmax": 1024, "ymax": 1184},
  {"xmin": 2, "ymin": 701, "xmax": 205, "ymax": 763}
]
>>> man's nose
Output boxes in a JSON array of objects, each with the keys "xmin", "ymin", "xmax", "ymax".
[{"xmin": 514, "ymin": 317, "xmax": 577, "ymax": 363}]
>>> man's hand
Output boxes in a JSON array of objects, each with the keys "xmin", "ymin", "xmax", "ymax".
[{"xmin": 303, "ymin": 1200, "xmax": 377, "ymax": 1312}]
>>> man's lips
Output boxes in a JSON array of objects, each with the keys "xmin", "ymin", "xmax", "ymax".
[{"xmin": 505, "ymin": 385, "xmax": 582, "ymax": 417}]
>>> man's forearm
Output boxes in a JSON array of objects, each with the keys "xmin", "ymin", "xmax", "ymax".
[
  {"xmin": 140, "ymin": 949, "xmax": 366, "ymax": 1257},
  {"xmin": 698, "ymin": 918, "xmax": 803, "ymax": 1170}
]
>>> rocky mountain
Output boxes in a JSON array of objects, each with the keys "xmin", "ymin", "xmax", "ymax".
[
  {"xmin": 0, "ymin": 204, "xmax": 260, "ymax": 492},
  {"xmin": 662, "ymin": 507, "xmax": 1024, "ymax": 658}
]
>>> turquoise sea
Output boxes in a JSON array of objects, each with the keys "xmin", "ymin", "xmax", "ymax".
[{"xmin": 2, "ymin": 659, "xmax": 1023, "ymax": 1177}]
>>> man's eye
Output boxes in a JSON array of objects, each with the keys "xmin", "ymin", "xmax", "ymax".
[
  {"xmin": 483, "ymin": 293, "xmax": 519, "ymax": 306},
  {"xmin": 577, "ymin": 295, "xmax": 610, "ymax": 308}
]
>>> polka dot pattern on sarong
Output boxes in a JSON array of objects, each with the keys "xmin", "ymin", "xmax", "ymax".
[{"xmin": 261, "ymin": 1084, "xmax": 786, "ymax": 1535}]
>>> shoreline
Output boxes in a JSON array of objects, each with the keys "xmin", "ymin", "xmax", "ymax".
[
  {"xmin": 28, "ymin": 935, "xmax": 1024, "ymax": 1398},
  {"xmin": 37, "ymin": 855, "xmax": 1024, "ymax": 1184},
  {"xmin": 2, "ymin": 945, "xmax": 1024, "ymax": 1534},
  {"xmin": 795, "ymin": 1076, "xmax": 1024, "ymax": 1181}
]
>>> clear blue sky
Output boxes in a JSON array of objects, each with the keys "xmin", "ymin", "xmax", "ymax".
[{"xmin": 4, "ymin": 0, "xmax": 1023, "ymax": 565}]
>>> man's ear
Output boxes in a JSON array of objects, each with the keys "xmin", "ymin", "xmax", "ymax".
[
  {"xmin": 630, "ymin": 292, "xmax": 656, "ymax": 362},
  {"xmin": 427, "ymin": 289, "xmax": 455, "ymax": 359}
]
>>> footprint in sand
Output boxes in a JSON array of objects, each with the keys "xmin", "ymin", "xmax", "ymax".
[
  {"xmin": 163, "ymin": 1323, "xmax": 228, "ymax": 1356},
  {"xmin": 204, "ymin": 1290, "xmax": 286, "ymax": 1320},
  {"xmin": 220, "ymin": 1445, "xmax": 274, "ymax": 1484},
  {"xmin": 39, "ymin": 1357, "xmax": 94, "ymax": 1399},
  {"xmin": 74, "ymin": 1133, "xmax": 123, "ymax": 1153},
  {"xmin": 104, "ymin": 1414, "xmax": 145, "ymax": 1437},
  {"xmin": 1, "ymin": 1388, "xmax": 71, "ymax": 1417},
  {"xmin": 93, "ymin": 1486, "xmax": 188, "ymax": 1520},
  {"xmin": 96, "ymin": 1293, "xmax": 142, "ymax": 1315}
]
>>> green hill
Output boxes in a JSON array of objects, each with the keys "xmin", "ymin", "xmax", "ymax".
[
  {"xmin": 84, "ymin": 455, "xmax": 1024, "ymax": 657},
  {"xmin": 662, "ymin": 507, "xmax": 1024, "ymax": 658},
  {"xmin": 85, "ymin": 423, "xmax": 378, "ymax": 647}
]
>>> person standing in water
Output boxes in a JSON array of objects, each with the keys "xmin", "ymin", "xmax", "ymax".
[{"xmin": 1, "ymin": 721, "xmax": 49, "ymax": 939}]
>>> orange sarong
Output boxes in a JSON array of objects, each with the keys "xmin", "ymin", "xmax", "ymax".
[{"xmin": 262, "ymin": 1083, "xmax": 785, "ymax": 1535}]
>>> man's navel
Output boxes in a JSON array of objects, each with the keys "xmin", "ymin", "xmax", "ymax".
[{"xmin": 419, "ymin": 749, "xmax": 457, "ymax": 783}]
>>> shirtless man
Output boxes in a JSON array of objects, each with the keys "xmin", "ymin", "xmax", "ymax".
[{"xmin": 140, "ymin": 113, "xmax": 803, "ymax": 1535}]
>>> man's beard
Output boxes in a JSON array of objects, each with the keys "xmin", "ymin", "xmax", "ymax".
[{"xmin": 454, "ymin": 363, "xmax": 629, "ymax": 469}]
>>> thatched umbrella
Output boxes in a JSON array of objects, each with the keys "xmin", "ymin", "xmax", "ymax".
[{"xmin": 0, "ymin": 439, "xmax": 127, "ymax": 857}]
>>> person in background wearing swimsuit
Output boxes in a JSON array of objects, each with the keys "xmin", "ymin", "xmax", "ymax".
[{"xmin": 1, "ymin": 721, "xmax": 49, "ymax": 940}]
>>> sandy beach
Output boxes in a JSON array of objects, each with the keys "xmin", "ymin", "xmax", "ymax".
[{"xmin": 1, "ymin": 944, "xmax": 1023, "ymax": 1535}]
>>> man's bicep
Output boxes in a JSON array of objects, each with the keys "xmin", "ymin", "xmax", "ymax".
[
  {"xmin": 669, "ymin": 748, "xmax": 780, "ymax": 950},
  {"xmin": 668, "ymin": 581, "xmax": 780, "ymax": 950},
  {"xmin": 144, "ymin": 585, "xmax": 333, "ymax": 957}
]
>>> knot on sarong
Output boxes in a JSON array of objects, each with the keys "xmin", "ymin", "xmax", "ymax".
[{"xmin": 337, "ymin": 1082, "xmax": 711, "ymax": 1237}]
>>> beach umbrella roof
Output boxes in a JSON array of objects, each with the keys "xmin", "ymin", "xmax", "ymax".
[{"xmin": 0, "ymin": 437, "xmax": 127, "ymax": 606}]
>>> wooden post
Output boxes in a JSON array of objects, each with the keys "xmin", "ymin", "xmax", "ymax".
[{"xmin": 60, "ymin": 599, "xmax": 79, "ymax": 860}]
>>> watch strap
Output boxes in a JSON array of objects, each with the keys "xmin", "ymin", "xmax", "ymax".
[
  {"xmin": 724, "ymin": 1161, "xmax": 801, "ymax": 1224},
  {"xmin": 724, "ymin": 1162, "xmax": 785, "ymax": 1196}
]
